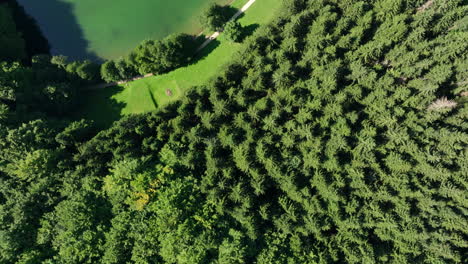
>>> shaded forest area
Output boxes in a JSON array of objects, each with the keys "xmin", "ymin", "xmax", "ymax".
[{"xmin": 0, "ymin": 0, "xmax": 467, "ymax": 263}]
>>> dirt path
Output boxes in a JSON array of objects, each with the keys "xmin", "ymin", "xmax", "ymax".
[{"xmin": 86, "ymin": 0, "xmax": 257, "ymax": 91}]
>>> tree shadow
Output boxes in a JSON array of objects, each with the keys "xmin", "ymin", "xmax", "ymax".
[
  {"xmin": 76, "ymin": 86, "xmax": 126, "ymax": 129},
  {"xmin": 233, "ymin": 9, "xmax": 246, "ymax": 21},
  {"xmin": 147, "ymin": 88, "xmax": 159, "ymax": 109},
  {"xmin": 225, "ymin": 5, "xmax": 239, "ymax": 18},
  {"xmin": 186, "ymin": 22, "xmax": 259, "ymax": 64},
  {"xmin": 189, "ymin": 37, "xmax": 221, "ymax": 64},
  {"xmin": 242, "ymin": 23, "xmax": 260, "ymax": 40},
  {"xmin": 193, "ymin": 34, "xmax": 209, "ymax": 47},
  {"xmin": 15, "ymin": 0, "xmax": 101, "ymax": 61}
]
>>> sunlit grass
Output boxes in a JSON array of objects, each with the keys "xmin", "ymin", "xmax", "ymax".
[{"xmin": 77, "ymin": 0, "xmax": 282, "ymax": 127}]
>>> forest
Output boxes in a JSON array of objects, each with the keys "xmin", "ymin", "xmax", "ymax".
[{"xmin": 0, "ymin": 0, "xmax": 467, "ymax": 263}]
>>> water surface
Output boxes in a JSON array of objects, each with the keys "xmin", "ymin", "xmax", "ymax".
[{"xmin": 17, "ymin": 0, "xmax": 227, "ymax": 60}]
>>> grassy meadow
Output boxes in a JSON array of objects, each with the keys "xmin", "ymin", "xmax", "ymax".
[{"xmin": 78, "ymin": 0, "xmax": 283, "ymax": 127}]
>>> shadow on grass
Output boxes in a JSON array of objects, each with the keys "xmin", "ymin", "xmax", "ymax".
[
  {"xmin": 77, "ymin": 86, "xmax": 126, "ymax": 129},
  {"xmin": 242, "ymin": 23, "xmax": 260, "ymax": 40},
  {"xmin": 147, "ymin": 87, "xmax": 159, "ymax": 109},
  {"xmin": 225, "ymin": 5, "xmax": 239, "ymax": 18},
  {"xmin": 190, "ymin": 37, "xmax": 221, "ymax": 64},
  {"xmin": 186, "ymin": 22, "xmax": 258, "ymax": 64},
  {"xmin": 194, "ymin": 34, "xmax": 209, "ymax": 46}
]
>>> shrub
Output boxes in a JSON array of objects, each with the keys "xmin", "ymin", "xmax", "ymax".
[
  {"xmin": 51, "ymin": 55, "xmax": 68, "ymax": 68},
  {"xmin": 224, "ymin": 21, "xmax": 244, "ymax": 43},
  {"xmin": 131, "ymin": 33, "xmax": 195, "ymax": 75},
  {"xmin": 115, "ymin": 58, "xmax": 137, "ymax": 80},
  {"xmin": 76, "ymin": 60, "xmax": 100, "ymax": 81},
  {"xmin": 200, "ymin": 3, "xmax": 232, "ymax": 31},
  {"xmin": 101, "ymin": 60, "xmax": 121, "ymax": 83}
]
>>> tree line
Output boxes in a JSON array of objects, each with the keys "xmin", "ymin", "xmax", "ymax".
[
  {"xmin": 100, "ymin": 2, "xmax": 244, "ymax": 83},
  {"xmin": 0, "ymin": 0, "xmax": 467, "ymax": 263},
  {"xmin": 100, "ymin": 33, "xmax": 196, "ymax": 82}
]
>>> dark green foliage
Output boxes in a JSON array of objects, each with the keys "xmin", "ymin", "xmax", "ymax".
[
  {"xmin": 63, "ymin": 59, "xmax": 102, "ymax": 83},
  {"xmin": 200, "ymin": 3, "xmax": 233, "ymax": 31},
  {"xmin": 129, "ymin": 33, "xmax": 196, "ymax": 75},
  {"xmin": 55, "ymin": 119, "xmax": 96, "ymax": 147},
  {"xmin": 75, "ymin": 60, "xmax": 101, "ymax": 81},
  {"xmin": 0, "ymin": 0, "xmax": 467, "ymax": 263},
  {"xmin": 99, "ymin": 26, "xmax": 198, "ymax": 82},
  {"xmin": 0, "ymin": 53, "xmax": 104, "ymax": 125},
  {"xmin": 0, "ymin": 55, "xmax": 84, "ymax": 119},
  {"xmin": 224, "ymin": 20, "xmax": 244, "ymax": 43},
  {"xmin": 0, "ymin": 5, "xmax": 26, "ymax": 61},
  {"xmin": 50, "ymin": 55, "xmax": 68, "ymax": 68},
  {"xmin": 101, "ymin": 60, "xmax": 121, "ymax": 82},
  {"xmin": 115, "ymin": 57, "xmax": 137, "ymax": 80}
]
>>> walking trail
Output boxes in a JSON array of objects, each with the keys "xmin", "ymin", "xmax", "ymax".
[{"xmin": 87, "ymin": 0, "xmax": 257, "ymax": 91}]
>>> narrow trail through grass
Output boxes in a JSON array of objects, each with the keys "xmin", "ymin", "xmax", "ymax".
[{"xmin": 77, "ymin": 0, "xmax": 282, "ymax": 127}]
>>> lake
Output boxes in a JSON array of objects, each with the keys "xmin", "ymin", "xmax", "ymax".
[{"xmin": 17, "ymin": 0, "xmax": 228, "ymax": 61}]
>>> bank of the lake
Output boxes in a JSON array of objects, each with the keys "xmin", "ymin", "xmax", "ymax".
[
  {"xmin": 16, "ymin": 0, "xmax": 230, "ymax": 60},
  {"xmin": 78, "ymin": 0, "xmax": 283, "ymax": 128}
]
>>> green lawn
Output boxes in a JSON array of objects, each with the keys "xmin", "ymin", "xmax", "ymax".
[{"xmin": 77, "ymin": 0, "xmax": 282, "ymax": 127}]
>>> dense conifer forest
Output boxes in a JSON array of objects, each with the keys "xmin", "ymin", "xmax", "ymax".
[{"xmin": 0, "ymin": 0, "xmax": 467, "ymax": 263}]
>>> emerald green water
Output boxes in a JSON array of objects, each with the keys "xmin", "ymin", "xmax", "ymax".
[{"xmin": 17, "ymin": 0, "xmax": 226, "ymax": 60}]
